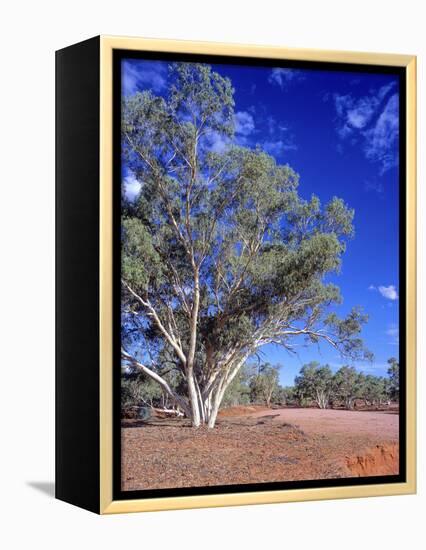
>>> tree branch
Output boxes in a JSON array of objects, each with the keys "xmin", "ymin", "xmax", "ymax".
[
  {"xmin": 122, "ymin": 279, "xmax": 187, "ymax": 365},
  {"xmin": 121, "ymin": 348, "xmax": 190, "ymax": 415}
]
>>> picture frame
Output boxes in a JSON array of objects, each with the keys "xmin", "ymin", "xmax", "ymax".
[{"xmin": 56, "ymin": 35, "xmax": 416, "ymax": 514}]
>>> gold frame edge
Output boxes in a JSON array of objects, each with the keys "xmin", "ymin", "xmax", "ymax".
[{"xmin": 99, "ymin": 36, "xmax": 416, "ymax": 514}]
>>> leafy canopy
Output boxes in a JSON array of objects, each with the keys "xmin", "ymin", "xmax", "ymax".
[{"xmin": 121, "ymin": 62, "xmax": 371, "ymax": 383}]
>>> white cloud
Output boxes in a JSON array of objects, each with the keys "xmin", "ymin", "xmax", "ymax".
[
  {"xmin": 267, "ymin": 115, "xmax": 288, "ymax": 135},
  {"xmin": 335, "ymin": 89, "xmax": 386, "ymax": 131},
  {"xmin": 204, "ymin": 131, "xmax": 231, "ymax": 153},
  {"xmin": 122, "ymin": 60, "xmax": 167, "ymax": 95},
  {"xmin": 234, "ymin": 111, "xmax": 255, "ymax": 136},
  {"xmin": 386, "ymin": 326, "xmax": 399, "ymax": 337},
  {"xmin": 268, "ymin": 68, "xmax": 305, "ymax": 89},
  {"xmin": 363, "ymin": 94, "xmax": 399, "ymax": 173},
  {"xmin": 263, "ymin": 139, "xmax": 298, "ymax": 156},
  {"xmin": 378, "ymin": 285, "xmax": 399, "ymax": 300},
  {"xmin": 203, "ymin": 112, "xmax": 254, "ymax": 152},
  {"xmin": 347, "ymin": 110, "xmax": 368, "ymax": 129},
  {"xmin": 123, "ymin": 173, "xmax": 142, "ymax": 201},
  {"xmin": 332, "ymin": 83, "xmax": 399, "ymax": 174},
  {"xmin": 368, "ymin": 284, "xmax": 398, "ymax": 300},
  {"xmin": 262, "ymin": 115, "xmax": 297, "ymax": 158}
]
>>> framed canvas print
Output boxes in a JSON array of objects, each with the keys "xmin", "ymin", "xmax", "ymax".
[{"xmin": 55, "ymin": 36, "xmax": 416, "ymax": 514}]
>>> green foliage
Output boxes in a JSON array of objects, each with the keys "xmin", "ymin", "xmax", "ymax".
[
  {"xmin": 277, "ymin": 386, "xmax": 298, "ymax": 406},
  {"xmin": 122, "ymin": 218, "xmax": 163, "ymax": 290},
  {"xmin": 222, "ymin": 365, "xmax": 253, "ymax": 407},
  {"xmin": 121, "ymin": 361, "xmax": 185, "ymax": 413},
  {"xmin": 290, "ymin": 358, "xmax": 397, "ymax": 410},
  {"xmin": 249, "ymin": 363, "xmax": 280, "ymax": 406},
  {"xmin": 294, "ymin": 362, "xmax": 334, "ymax": 408},
  {"xmin": 169, "ymin": 62, "xmax": 235, "ymax": 137},
  {"xmin": 121, "ymin": 374, "xmax": 163, "ymax": 410},
  {"xmin": 222, "ymin": 363, "xmax": 283, "ymax": 408},
  {"xmin": 122, "ymin": 62, "xmax": 370, "ymax": 359},
  {"xmin": 324, "ymin": 307, "xmax": 373, "ymax": 361},
  {"xmin": 358, "ymin": 374, "xmax": 390, "ymax": 407},
  {"xmin": 332, "ymin": 366, "xmax": 364, "ymax": 409},
  {"xmin": 387, "ymin": 357, "xmax": 399, "ymax": 400}
]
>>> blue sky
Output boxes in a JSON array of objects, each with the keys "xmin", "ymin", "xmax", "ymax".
[{"xmin": 121, "ymin": 58, "xmax": 400, "ymax": 386}]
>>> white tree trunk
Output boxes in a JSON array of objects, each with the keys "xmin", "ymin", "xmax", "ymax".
[
  {"xmin": 124, "ymin": 351, "xmax": 248, "ymax": 429},
  {"xmin": 316, "ymin": 390, "xmax": 329, "ymax": 409},
  {"xmin": 183, "ymin": 370, "xmax": 232, "ymax": 428},
  {"xmin": 206, "ymin": 389, "xmax": 223, "ymax": 428},
  {"xmin": 187, "ymin": 370, "xmax": 201, "ymax": 427},
  {"xmin": 204, "ymin": 361, "xmax": 244, "ymax": 428}
]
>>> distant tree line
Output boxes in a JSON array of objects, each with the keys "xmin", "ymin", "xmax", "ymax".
[
  {"xmin": 122, "ymin": 357, "xmax": 399, "ymax": 416},
  {"xmin": 292, "ymin": 358, "xmax": 399, "ymax": 410}
]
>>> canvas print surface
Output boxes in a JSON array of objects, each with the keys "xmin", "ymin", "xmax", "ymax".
[{"xmin": 118, "ymin": 55, "xmax": 402, "ymax": 494}]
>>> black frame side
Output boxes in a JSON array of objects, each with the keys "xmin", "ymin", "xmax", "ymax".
[{"xmin": 55, "ymin": 36, "xmax": 101, "ymax": 513}]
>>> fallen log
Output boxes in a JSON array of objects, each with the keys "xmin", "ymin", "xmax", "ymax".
[{"xmin": 152, "ymin": 407, "xmax": 184, "ymax": 418}]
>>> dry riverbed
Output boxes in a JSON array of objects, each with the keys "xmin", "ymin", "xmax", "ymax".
[{"xmin": 121, "ymin": 407, "xmax": 399, "ymax": 491}]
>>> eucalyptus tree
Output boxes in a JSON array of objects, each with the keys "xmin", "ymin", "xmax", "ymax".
[
  {"xmin": 359, "ymin": 374, "xmax": 390, "ymax": 408},
  {"xmin": 387, "ymin": 357, "xmax": 400, "ymax": 401},
  {"xmin": 222, "ymin": 364, "xmax": 252, "ymax": 407},
  {"xmin": 121, "ymin": 374, "xmax": 163, "ymax": 411},
  {"xmin": 294, "ymin": 362, "xmax": 334, "ymax": 409},
  {"xmin": 250, "ymin": 363, "xmax": 281, "ymax": 407},
  {"xmin": 333, "ymin": 366, "xmax": 364, "ymax": 410},
  {"xmin": 120, "ymin": 62, "xmax": 371, "ymax": 428}
]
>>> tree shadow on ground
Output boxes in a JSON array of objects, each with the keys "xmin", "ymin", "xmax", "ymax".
[{"xmin": 121, "ymin": 419, "xmax": 192, "ymax": 428}]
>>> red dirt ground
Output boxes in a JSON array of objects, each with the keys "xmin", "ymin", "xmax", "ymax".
[
  {"xmin": 121, "ymin": 407, "xmax": 399, "ymax": 491},
  {"xmin": 250, "ymin": 407, "xmax": 399, "ymax": 438},
  {"xmin": 218, "ymin": 404, "xmax": 269, "ymax": 417},
  {"xmin": 346, "ymin": 442, "xmax": 399, "ymax": 476}
]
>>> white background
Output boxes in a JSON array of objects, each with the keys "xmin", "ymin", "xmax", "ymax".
[{"xmin": 0, "ymin": 0, "xmax": 423, "ymax": 548}]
